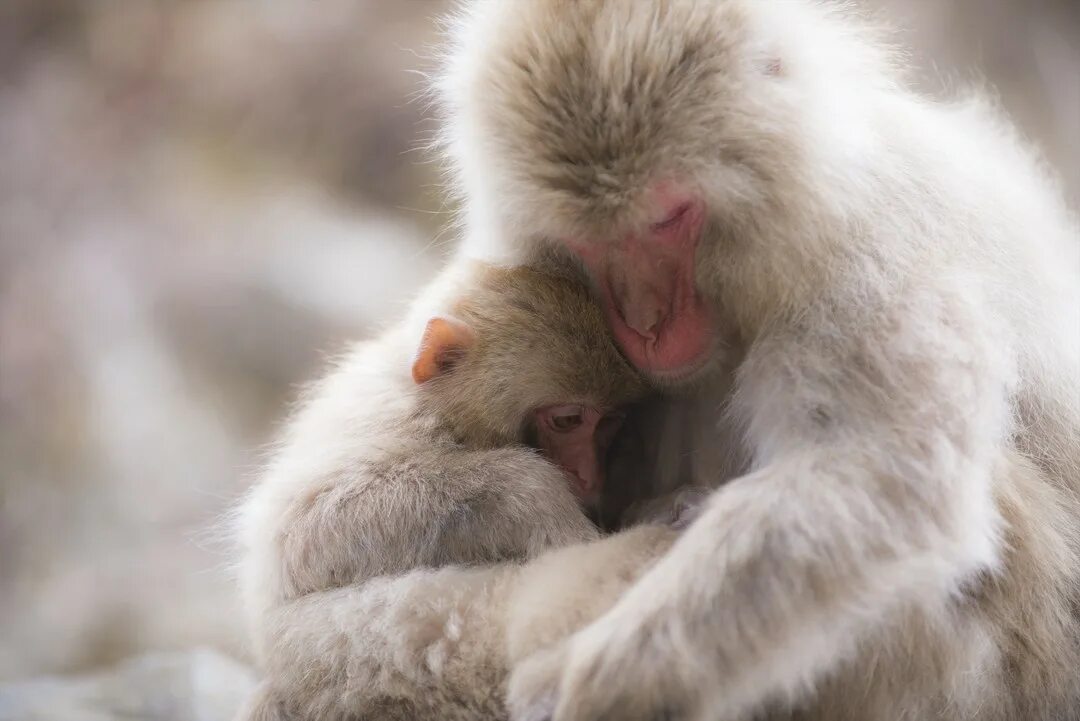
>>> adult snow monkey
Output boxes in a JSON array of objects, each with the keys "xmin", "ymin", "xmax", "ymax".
[{"xmin": 435, "ymin": 0, "xmax": 1080, "ymax": 719}]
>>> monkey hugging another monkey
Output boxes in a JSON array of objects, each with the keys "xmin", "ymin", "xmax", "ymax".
[
  {"xmin": 238, "ymin": 0, "xmax": 1080, "ymax": 719},
  {"xmin": 235, "ymin": 258, "xmax": 685, "ymax": 721}
]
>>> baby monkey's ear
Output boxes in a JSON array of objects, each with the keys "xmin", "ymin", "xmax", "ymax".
[{"xmin": 411, "ymin": 316, "xmax": 476, "ymax": 384}]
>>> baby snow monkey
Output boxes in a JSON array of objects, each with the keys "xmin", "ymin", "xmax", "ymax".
[{"xmin": 236, "ymin": 259, "xmax": 671, "ymax": 720}]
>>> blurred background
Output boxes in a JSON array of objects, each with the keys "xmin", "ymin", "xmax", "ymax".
[{"xmin": 0, "ymin": 0, "xmax": 1076, "ymax": 710}]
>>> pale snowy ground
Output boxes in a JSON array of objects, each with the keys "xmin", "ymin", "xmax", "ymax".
[{"xmin": 0, "ymin": 1, "xmax": 1075, "ymax": 715}]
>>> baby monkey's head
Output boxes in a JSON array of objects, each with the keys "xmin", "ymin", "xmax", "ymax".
[{"xmin": 411, "ymin": 262, "xmax": 648, "ymax": 504}]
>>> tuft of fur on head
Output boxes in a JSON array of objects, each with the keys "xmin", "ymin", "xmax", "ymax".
[
  {"xmin": 417, "ymin": 258, "xmax": 648, "ymax": 448},
  {"xmin": 435, "ymin": 0, "xmax": 898, "ymax": 245},
  {"xmin": 432, "ymin": 0, "xmax": 937, "ymax": 335}
]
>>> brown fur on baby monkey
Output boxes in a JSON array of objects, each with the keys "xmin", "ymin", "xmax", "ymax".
[
  {"xmin": 240, "ymin": 256, "xmax": 650, "ymax": 610},
  {"xmin": 413, "ymin": 261, "xmax": 647, "ymax": 505},
  {"xmin": 236, "ymin": 258, "xmax": 659, "ymax": 721}
]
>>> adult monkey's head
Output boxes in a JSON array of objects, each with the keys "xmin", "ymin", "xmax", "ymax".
[{"xmin": 439, "ymin": 0, "xmax": 890, "ymax": 380}]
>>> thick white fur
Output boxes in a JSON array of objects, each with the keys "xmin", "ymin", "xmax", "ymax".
[{"xmin": 438, "ymin": 0, "xmax": 1080, "ymax": 719}]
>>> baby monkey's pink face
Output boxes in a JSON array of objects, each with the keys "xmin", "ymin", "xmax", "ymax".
[
  {"xmin": 531, "ymin": 405, "xmax": 624, "ymax": 506},
  {"xmin": 411, "ymin": 291, "xmax": 641, "ymax": 511}
]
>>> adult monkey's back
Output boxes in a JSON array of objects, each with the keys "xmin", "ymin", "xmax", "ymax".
[{"xmin": 436, "ymin": 1, "xmax": 1080, "ymax": 719}]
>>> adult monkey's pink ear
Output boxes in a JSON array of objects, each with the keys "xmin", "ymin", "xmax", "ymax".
[{"xmin": 411, "ymin": 316, "xmax": 476, "ymax": 384}]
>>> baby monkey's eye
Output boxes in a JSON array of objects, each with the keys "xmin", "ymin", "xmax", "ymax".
[{"xmin": 546, "ymin": 405, "xmax": 585, "ymax": 432}]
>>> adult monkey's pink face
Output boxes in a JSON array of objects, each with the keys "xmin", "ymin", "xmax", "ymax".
[{"xmin": 563, "ymin": 189, "xmax": 714, "ymax": 378}]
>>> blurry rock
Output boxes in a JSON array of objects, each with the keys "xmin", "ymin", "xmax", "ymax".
[{"xmin": 0, "ymin": 649, "xmax": 255, "ymax": 721}]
